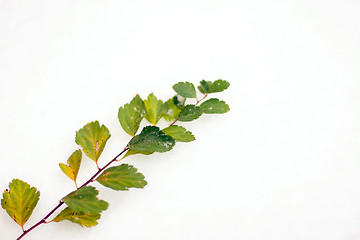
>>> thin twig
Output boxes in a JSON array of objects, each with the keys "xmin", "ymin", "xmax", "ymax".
[{"xmin": 195, "ymin": 93, "xmax": 208, "ymax": 106}]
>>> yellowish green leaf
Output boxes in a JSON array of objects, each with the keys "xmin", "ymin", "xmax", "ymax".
[
  {"xmin": 75, "ymin": 121, "xmax": 111, "ymax": 164},
  {"xmin": 162, "ymin": 125, "xmax": 195, "ymax": 142},
  {"xmin": 144, "ymin": 93, "xmax": 166, "ymax": 125},
  {"xmin": 163, "ymin": 98, "xmax": 181, "ymax": 122},
  {"xmin": 59, "ymin": 164, "xmax": 73, "ymax": 181},
  {"xmin": 96, "ymin": 164, "xmax": 147, "ymax": 191},
  {"xmin": 1, "ymin": 179, "xmax": 40, "ymax": 229},
  {"xmin": 62, "ymin": 186, "xmax": 108, "ymax": 214},
  {"xmin": 59, "ymin": 150, "xmax": 82, "ymax": 183},
  {"xmin": 52, "ymin": 207, "xmax": 100, "ymax": 227},
  {"xmin": 118, "ymin": 95, "xmax": 146, "ymax": 136}
]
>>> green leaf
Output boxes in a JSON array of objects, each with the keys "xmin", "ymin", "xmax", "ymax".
[
  {"xmin": 173, "ymin": 95, "xmax": 186, "ymax": 109},
  {"xmin": 52, "ymin": 207, "xmax": 100, "ymax": 227},
  {"xmin": 178, "ymin": 105, "xmax": 203, "ymax": 122},
  {"xmin": 59, "ymin": 150, "xmax": 82, "ymax": 183},
  {"xmin": 198, "ymin": 80, "xmax": 211, "ymax": 94},
  {"xmin": 118, "ymin": 95, "xmax": 146, "ymax": 136},
  {"xmin": 172, "ymin": 82, "xmax": 197, "ymax": 98},
  {"xmin": 210, "ymin": 79, "xmax": 230, "ymax": 93},
  {"xmin": 122, "ymin": 149, "xmax": 154, "ymax": 159},
  {"xmin": 128, "ymin": 126, "xmax": 175, "ymax": 153},
  {"xmin": 62, "ymin": 186, "xmax": 109, "ymax": 214},
  {"xmin": 163, "ymin": 98, "xmax": 181, "ymax": 122},
  {"xmin": 75, "ymin": 121, "xmax": 111, "ymax": 164},
  {"xmin": 1, "ymin": 179, "xmax": 40, "ymax": 229},
  {"xmin": 198, "ymin": 79, "xmax": 230, "ymax": 93},
  {"xmin": 200, "ymin": 98, "xmax": 230, "ymax": 114},
  {"xmin": 162, "ymin": 125, "xmax": 195, "ymax": 142},
  {"xmin": 144, "ymin": 93, "xmax": 166, "ymax": 125},
  {"xmin": 96, "ymin": 164, "xmax": 147, "ymax": 191}
]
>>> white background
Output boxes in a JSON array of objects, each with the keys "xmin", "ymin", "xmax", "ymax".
[{"xmin": 1, "ymin": 1, "xmax": 360, "ymax": 239}]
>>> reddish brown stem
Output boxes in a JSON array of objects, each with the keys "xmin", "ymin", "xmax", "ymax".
[
  {"xmin": 196, "ymin": 93, "xmax": 208, "ymax": 106},
  {"xmin": 16, "ymin": 147, "xmax": 129, "ymax": 240}
]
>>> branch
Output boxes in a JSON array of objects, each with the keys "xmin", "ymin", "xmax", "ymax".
[{"xmin": 16, "ymin": 147, "xmax": 129, "ymax": 240}]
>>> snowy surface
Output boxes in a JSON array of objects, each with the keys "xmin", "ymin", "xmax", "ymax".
[{"xmin": 1, "ymin": 1, "xmax": 360, "ymax": 240}]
